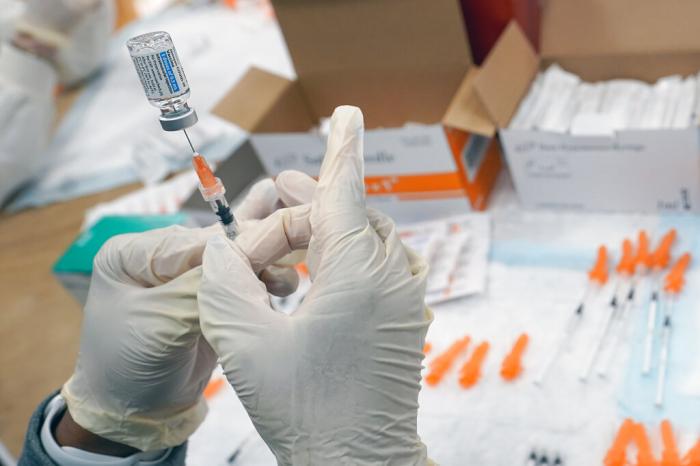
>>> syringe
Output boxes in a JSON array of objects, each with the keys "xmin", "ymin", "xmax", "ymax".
[
  {"xmin": 534, "ymin": 245, "xmax": 609, "ymax": 385},
  {"xmin": 656, "ymin": 252, "xmax": 691, "ymax": 407},
  {"xmin": 642, "ymin": 229, "xmax": 677, "ymax": 375},
  {"xmin": 190, "ymin": 148, "xmax": 238, "ymax": 240},
  {"xmin": 596, "ymin": 284, "xmax": 634, "ymax": 378},
  {"xmin": 580, "ymin": 238, "xmax": 636, "ymax": 382},
  {"xmin": 596, "ymin": 231, "xmax": 650, "ymax": 377},
  {"xmin": 125, "ymin": 31, "xmax": 237, "ymax": 240},
  {"xmin": 656, "ymin": 301, "xmax": 673, "ymax": 407}
]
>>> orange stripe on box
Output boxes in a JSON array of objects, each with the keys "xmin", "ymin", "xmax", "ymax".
[
  {"xmin": 396, "ymin": 190, "xmax": 467, "ymax": 201},
  {"xmin": 364, "ymin": 172, "xmax": 464, "ymax": 196},
  {"xmin": 444, "ymin": 128, "xmax": 502, "ymax": 211}
]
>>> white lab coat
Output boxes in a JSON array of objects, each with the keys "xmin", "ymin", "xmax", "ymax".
[
  {"xmin": 0, "ymin": 44, "xmax": 56, "ymax": 205},
  {"xmin": 0, "ymin": 0, "xmax": 115, "ymax": 206}
]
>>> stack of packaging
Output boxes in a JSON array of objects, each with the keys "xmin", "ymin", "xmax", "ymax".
[
  {"xmin": 510, "ymin": 64, "xmax": 700, "ymax": 135},
  {"xmin": 487, "ymin": 0, "xmax": 700, "ymax": 214},
  {"xmin": 398, "ymin": 214, "xmax": 490, "ymax": 305},
  {"xmin": 269, "ymin": 213, "xmax": 491, "ymax": 313}
]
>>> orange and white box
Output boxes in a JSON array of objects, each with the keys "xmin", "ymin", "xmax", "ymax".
[
  {"xmin": 250, "ymin": 124, "xmax": 498, "ymax": 223},
  {"xmin": 211, "ymin": 0, "xmax": 509, "ymax": 223}
]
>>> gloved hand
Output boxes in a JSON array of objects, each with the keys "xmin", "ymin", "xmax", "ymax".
[
  {"xmin": 61, "ymin": 177, "xmax": 307, "ymax": 452},
  {"xmin": 14, "ymin": 0, "xmax": 114, "ymax": 86},
  {"xmin": 199, "ymin": 106, "xmax": 433, "ymax": 465}
]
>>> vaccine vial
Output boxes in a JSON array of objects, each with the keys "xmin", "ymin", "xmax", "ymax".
[{"xmin": 127, "ymin": 31, "xmax": 198, "ymax": 131}]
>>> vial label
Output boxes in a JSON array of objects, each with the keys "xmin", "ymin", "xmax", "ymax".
[{"xmin": 131, "ymin": 47, "xmax": 189, "ymax": 100}]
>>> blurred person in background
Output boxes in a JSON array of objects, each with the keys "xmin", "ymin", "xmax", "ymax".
[{"xmin": 0, "ymin": 0, "xmax": 116, "ymax": 206}]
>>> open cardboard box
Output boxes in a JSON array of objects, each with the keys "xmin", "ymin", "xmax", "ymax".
[
  {"xmin": 211, "ymin": 0, "xmax": 510, "ymax": 223},
  {"xmin": 493, "ymin": 0, "xmax": 700, "ymax": 213}
]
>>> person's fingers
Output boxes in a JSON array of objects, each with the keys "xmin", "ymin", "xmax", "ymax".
[
  {"xmin": 366, "ymin": 208, "xmax": 431, "ymax": 323},
  {"xmin": 198, "ymin": 236, "xmax": 283, "ymax": 374},
  {"xmin": 259, "ymin": 265, "xmax": 299, "ymax": 297},
  {"xmin": 235, "ymin": 204, "xmax": 312, "ymax": 274},
  {"xmin": 275, "ymin": 170, "xmax": 317, "ymax": 206},
  {"xmin": 95, "ymin": 225, "xmax": 215, "ymax": 287},
  {"xmin": 236, "ymin": 174, "xmax": 312, "ymax": 292},
  {"xmin": 366, "ymin": 208, "xmax": 429, "ymax": 285},
  {"xmin": 234, "ymin": 178, "xmax": 281, "ymax": 221},
  {"xmin": 366, "ymin": 208, "xmax": 412, "ymax": 273},
  {"xmin": 310, "ymin": 106, "xmax": 368, "ymax": 244}
]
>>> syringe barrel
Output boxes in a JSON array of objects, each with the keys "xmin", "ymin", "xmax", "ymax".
[
  {"xmin": 199, "ymin": 182, "xmax": 238, "ymax": 239},
  {"xmin": 198, "ymin": 178, "xmax": 226, "ymax": 202}
]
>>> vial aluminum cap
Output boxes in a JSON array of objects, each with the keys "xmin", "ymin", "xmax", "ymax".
[{"xmin": 159, "ymin": 106, "xmax": 198, "ymax": 131}]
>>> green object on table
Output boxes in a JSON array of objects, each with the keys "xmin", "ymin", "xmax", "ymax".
[{"xmin": 53, "ymin": 214, "xmax": 188, "ymax": 303}]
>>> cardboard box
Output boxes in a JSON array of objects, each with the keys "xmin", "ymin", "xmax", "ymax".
[
  {"xmin": 494, "ymin": 0, "xmax": 700, "ymax": 213},
  {"xmin": 211, "ymin": 0, "xmax": 505, "ymax": 223}
]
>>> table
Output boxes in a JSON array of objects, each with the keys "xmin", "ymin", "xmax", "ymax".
[{"xmin": 0, "ymin": 183, "xmax": 137, "ymax": 457}]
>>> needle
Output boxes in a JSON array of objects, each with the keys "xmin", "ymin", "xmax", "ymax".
[{"xmin": 183, "ymin": 128, "xmax": 196, "ymax": 153}]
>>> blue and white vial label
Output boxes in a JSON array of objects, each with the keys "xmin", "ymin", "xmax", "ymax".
[{"xmin": 131, "ymin": 46, "xmax": 189, "ymax": 101}]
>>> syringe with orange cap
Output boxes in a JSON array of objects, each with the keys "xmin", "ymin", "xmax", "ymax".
[
  {"xmin": 597, "ymin": 232, "xmax": 650, "ymax": 377},
  {"xmin": 534, "ymin": 245, "xmax": 609, "ymax": 385},
  {"xmin": 656, "ymin": 252, "xmax": 691, "ymax": 407},
  {"xmin": 191, "ymin": 150, "xmax": 238, "ymax": 240},
  {"xmin": 580, "ymin": 238, "xmax": 636, "ymax": 382},
  {"xmin": 642, "ymin": 229, "xmax": 677, "ymax": 375},
  {"xmin": 625, "ymin": 230, "xmax": 653, "ymax": 302},
  {"xmin": 124, "ymin": 29, "xmax": 238, "ymax": 241}
]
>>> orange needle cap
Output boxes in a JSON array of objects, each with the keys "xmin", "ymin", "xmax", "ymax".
[
  {"xmin": 589, "ymin": 245, "xmax": 609, "ymax": 285},
  {"xmin": 500, "ymin": 333, "xmax": 529, "ymax": 381},
  {"xmin": 604, "ymin": 419, "xmax": 635, "ymax": 466},
  {"xmin": 664, "ymin": 252, "xmax": 692, "ymax": 294},
  {"xmin": 636, "ymin": 230, "xmax": 653, "ymax": 269},
  {"xmin": 425, "ymin": 336, "xmax": 470, "ymax": 386},
  {"xmin": 616, "ymin": 239, "xmax": 636, "ymax": 276},
  {"xmin": 458, "ymin": 341, "xmax": 490, "ymax": 388},
  {"xmin": 192, "ymin": 153, "xmax": 217, "ymax": 189},
  {"xmin": 652, "ymin": 229, "xmax": 678, "ymax": 270},
  {"xmin": 660, "ymin": 420, "xmax": 682, "ymax": 466}
]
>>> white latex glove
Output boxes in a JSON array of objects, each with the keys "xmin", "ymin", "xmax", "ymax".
[
  {"xmin": 0, "ymin": 0, "xmax": 24, "ymax": 41},
  {"xmin": 0, "ymin": 44, "xmax": 56, "ymax": 205},
  {"xmin": 15, "ymin": 0, "xmax": 114, "ymax": 86},
  {"xmin": 61, "ymin": 225, "xmax": 217, "ymax": 451},
  {"xmin": 199, "ymin": 106, "xmax": 433, "ymax": 465},
  {"xmin": 61, "ymin": 177, "xmax": 308, "ymax": 451},
  {"xmin": 0, "ymin": 0, "xmax": 113, "ymax": 204}
]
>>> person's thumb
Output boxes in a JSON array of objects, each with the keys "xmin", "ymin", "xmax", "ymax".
[{"xmin": 311, "ymin": 106, "xmax": 367, "ymax": 246}]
